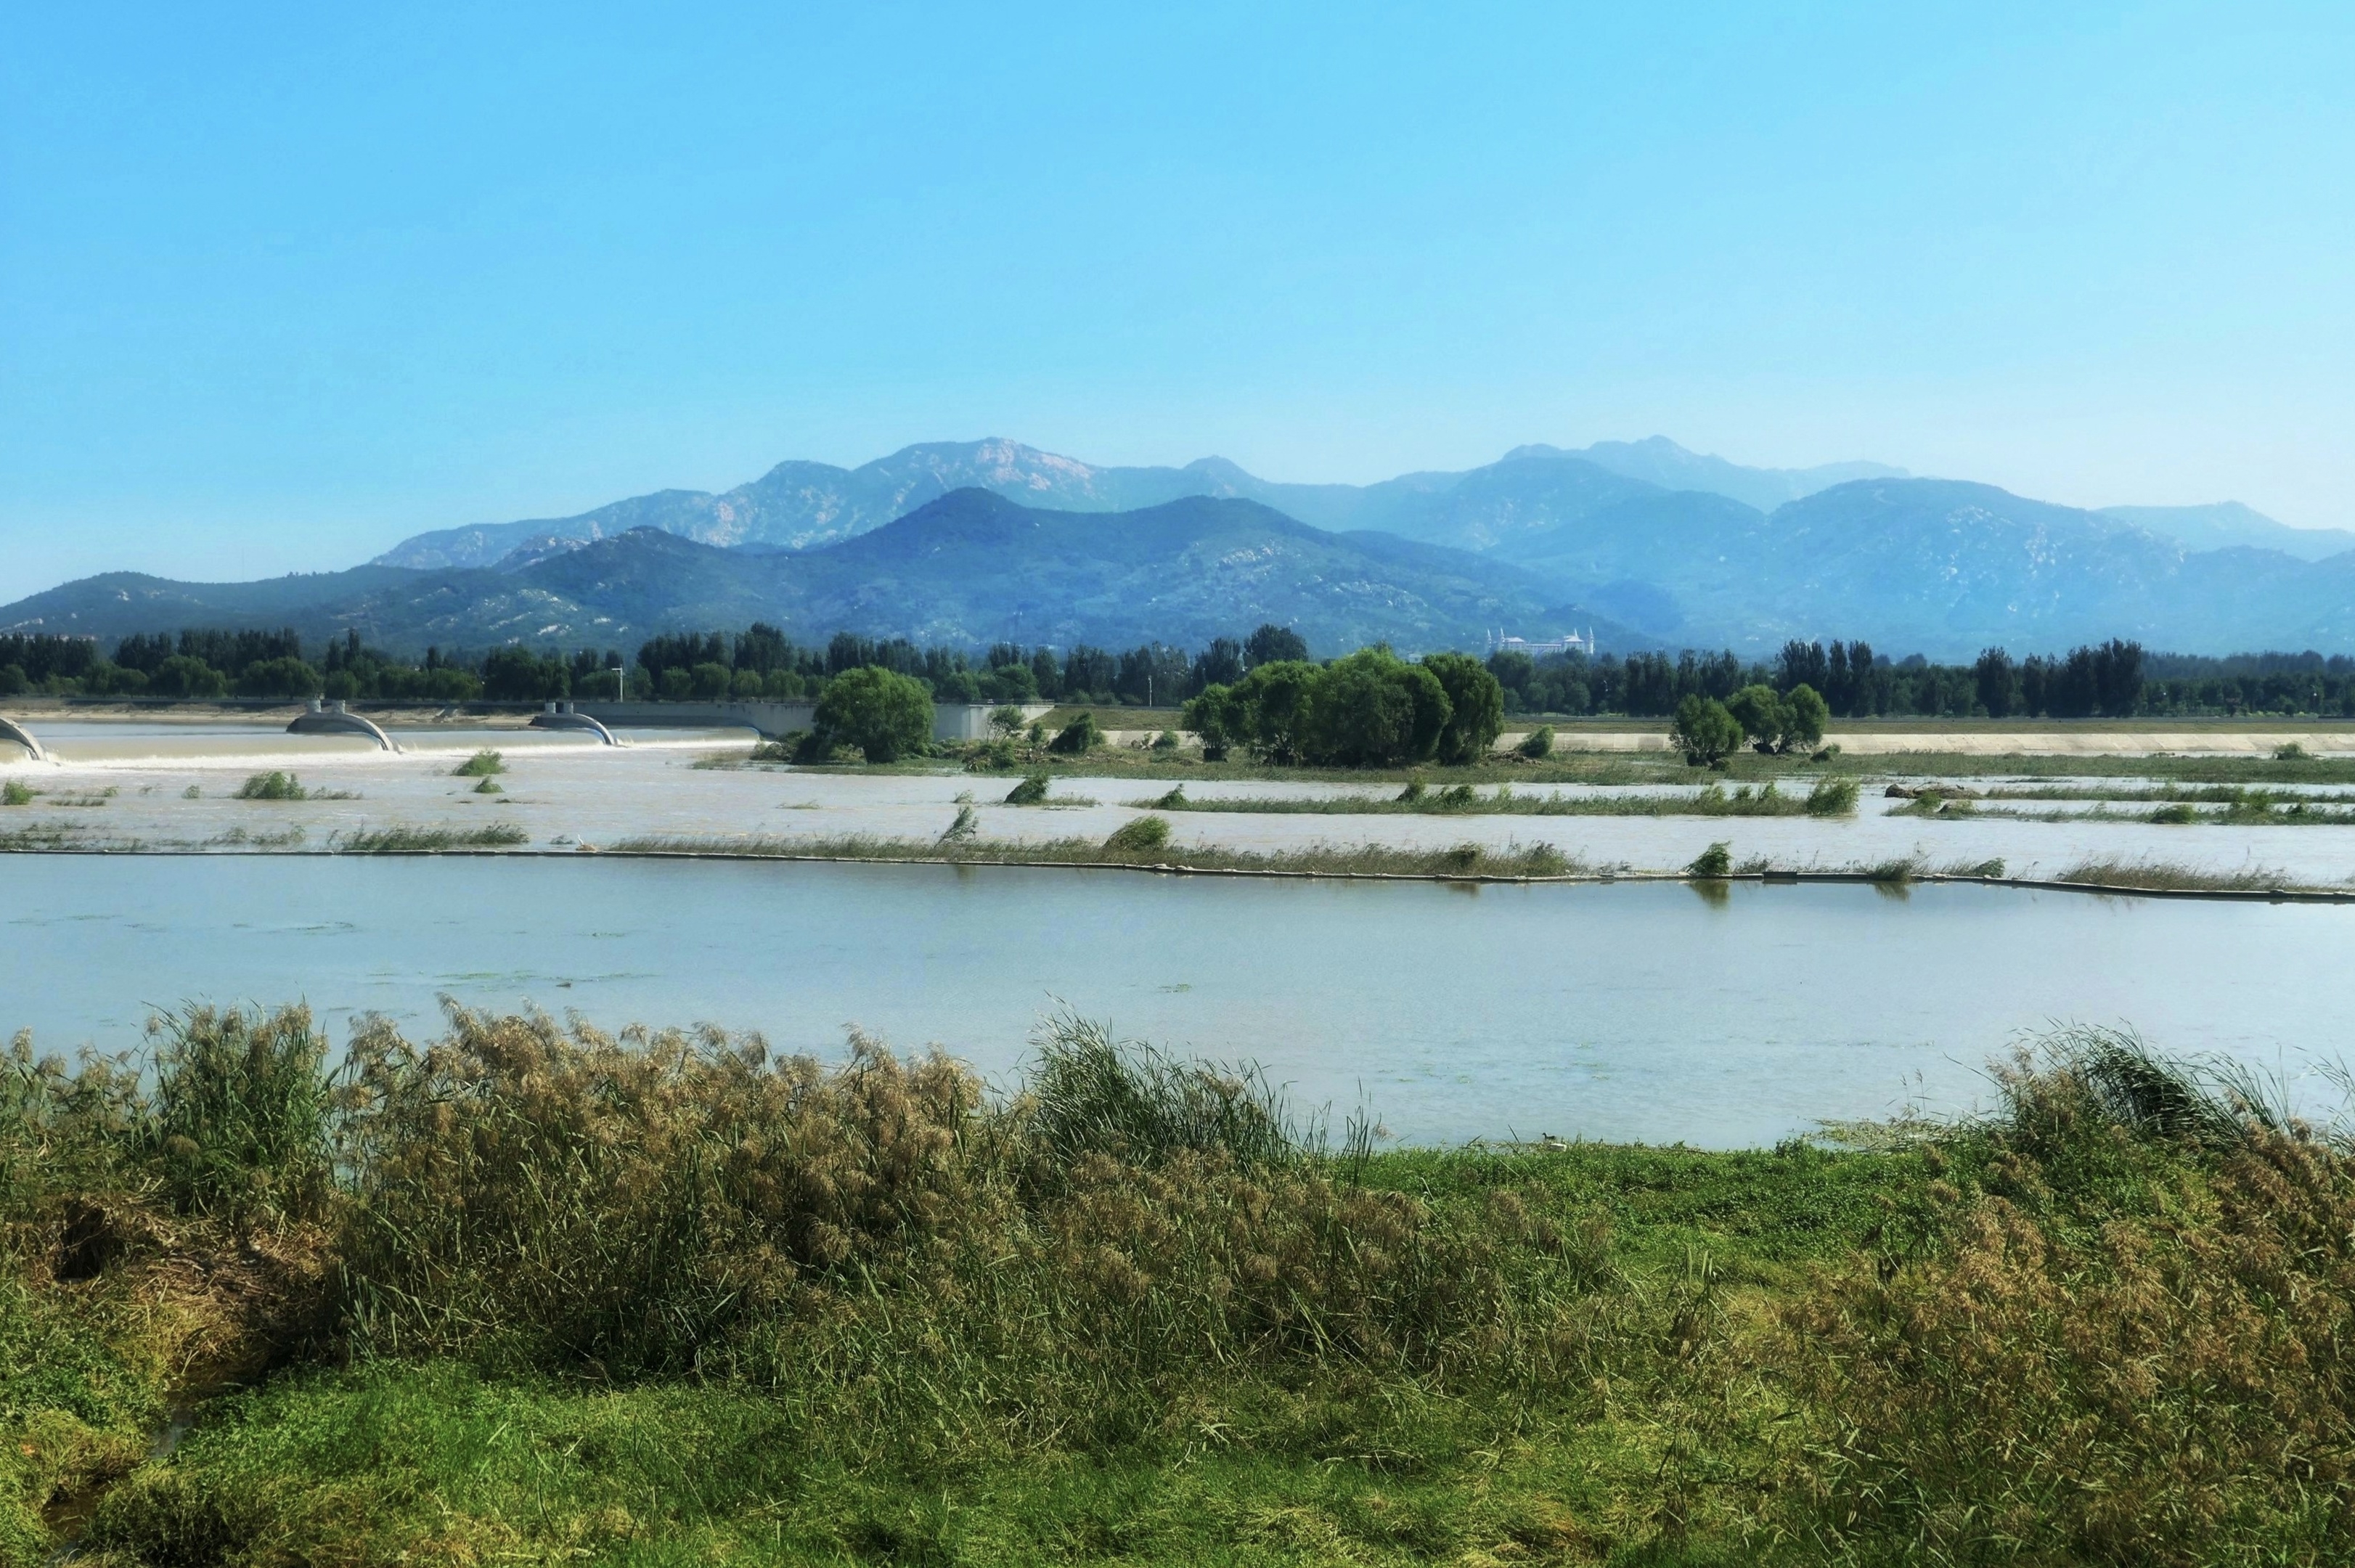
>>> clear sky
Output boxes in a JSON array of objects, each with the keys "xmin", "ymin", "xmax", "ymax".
[{"xmin": 4, "ymin": 1, "xmax": 2351, "ymax": 597}]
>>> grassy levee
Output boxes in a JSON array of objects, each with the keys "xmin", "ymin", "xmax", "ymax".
[
  {"xmin": 2, "ymin": 1008, "xmax": 2351, "ymax": 1564},
  {"xmin": 1135, "ymin": 776, "xmax": 1860, "ymax": 818},
  {"xmin": 607, "ymin": 830, "xmax": 1584, "ymax": 879}
]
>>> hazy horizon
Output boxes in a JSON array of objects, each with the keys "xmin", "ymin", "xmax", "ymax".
[{"xmin": 6, "ymin": 4, "xmax": 2351, "ymax": 597}]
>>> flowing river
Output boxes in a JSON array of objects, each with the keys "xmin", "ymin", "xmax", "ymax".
[{"xmin": 5, "ymin": 852, "xmax": 2348, "ymax": 1146}]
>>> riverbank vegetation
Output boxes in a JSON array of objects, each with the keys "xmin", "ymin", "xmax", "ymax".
[
  {"xmin": 2, "ymin": 1006, "xmax": 2348, "ymax": 1564},
  {"xmin": 605, "ymin": 831, "xmax": 1582, "ymax": 880},
  {"xmin": 1130, "ymin": 775, "xmax": 1861, "ymax": 818}
]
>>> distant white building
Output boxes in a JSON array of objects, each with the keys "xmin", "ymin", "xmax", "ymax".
[{"xmin": 1485, "ymin": 629, "xmax": 1593, "ymax": 658}]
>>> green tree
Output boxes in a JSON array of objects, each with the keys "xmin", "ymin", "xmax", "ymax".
[
  {"xmin": 235, "ymin": 657, "xmax": 322, "ymax": 698},
  {"xmin": 1726, "ymin": 682, "xmax": 1827, "ymax": 754},
  {"xmin": 1180, "ymin": 684, "xmax": 1243, "ymax": 760},
  {"xmin": 813, "ymin": 666, "xmax": 934, "ymax": 764},
  {"xmin": 1423, "ymin": 652, "xmax": 1505, "ymax": 765},
  {"xmin": 1724, "ymin": 684, "xmax": 1784, "ymax": 751},
  {"xmin": 1670, "ymin": 694, "xmax": 1744, "ymax": 765},
  {"xmin": 1244, "ymin": 624, "xmax": 1309, "ymax": 669},
  {"xmin": 481, "ymin": 648, "xmax": 568, "ymax": 702},
  {"xmin": 1302, "ymin": 648, "xmax": 1449, "ymax": 767},
  {"xmin": 1223, "ymin": 661, "xmax": 1319, "ymax": 763},
  {"xmin": 1781, "ymin": 684, "xmax": 1829, "ymax": 750},
  {"xmin": 981, "ymin": 663, "xmax": 1039, "ymax": 702}
]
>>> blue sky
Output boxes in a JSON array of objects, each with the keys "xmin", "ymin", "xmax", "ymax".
[{"xmin": 4, "ymin": 1, "xmax": 2351, "ymax": 595}]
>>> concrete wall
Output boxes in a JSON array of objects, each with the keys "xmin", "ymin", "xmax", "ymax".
[{"xmin": 571, "ymin": 700, "xmax": 1052, "ymax": 743}]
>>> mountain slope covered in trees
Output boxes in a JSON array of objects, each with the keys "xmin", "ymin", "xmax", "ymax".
[{"xmin": 4, "ymin": 491, "xmax": 1633, "ymax": 657}]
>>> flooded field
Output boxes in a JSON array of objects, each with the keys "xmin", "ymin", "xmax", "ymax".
[
  {"xmin": 6, "ymin": 716, "xmax": 2355, "ymax": 881},
  {"xmin": 6, "ymin": 851, "xmax": 2349, "ymax": 1146}
]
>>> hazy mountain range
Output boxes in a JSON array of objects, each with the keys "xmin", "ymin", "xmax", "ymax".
[
  {"xmin": 372, "ymin": 436, "xmax": 1914, "ymax": 570},
  {"xmin": 7, "ymin": 437, "xmax": 2354, "ymax": 660}
]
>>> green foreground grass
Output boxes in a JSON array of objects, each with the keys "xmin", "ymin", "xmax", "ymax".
[{"xmin": 5, "ymin": 1006, "xmax": 2352, "ymax": 1566}]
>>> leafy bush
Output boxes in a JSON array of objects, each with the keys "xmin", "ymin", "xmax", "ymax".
[
  {"xmin": 1687, "ymin": 841, "xmax": 1733, "ymax": 878},
  {"xmin": 1002, "ymin": 773, "xmax": 1050, "ymax": 805},
  {"xmin": 0, "ymin": 780, "xmax": 28, "ymax": 807},
  {"xmin": 814, "ymin": 667, "xmax": 934, "ymax": 764},
  {"xmin": 1103, "ymin": 814, "xmax": 1171, "ymax": 853},
  {"xmin": 1048, "ymin": 713, "xmax": 1102, "ymax": 755},
  {"xmin": 937, "ymin": 804, "xmax": 979, "ymax": 843},
  {"xmin": 452, "ymin": 750, "xmax": 505, "ymax": 777},
  {"xmin": 1518, "ymin": 724, "xmax": 1555, "ymax": 759},
  {"xmin": 471, "ymin": 777, "xmax": 502, "ymax": 795},
  {"xmin": 1803, "ymin": 775, "xmax": 1859, "ymax": 815}
]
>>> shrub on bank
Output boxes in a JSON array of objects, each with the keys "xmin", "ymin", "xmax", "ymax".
[{"xmin": 813, "ymin": 667, "xmax": 934, "ymax": 764}]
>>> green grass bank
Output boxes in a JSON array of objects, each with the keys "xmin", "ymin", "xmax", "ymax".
[{"xmin": 3, "ymin": 1006, "xmax": 2351, "ymax": 1565}]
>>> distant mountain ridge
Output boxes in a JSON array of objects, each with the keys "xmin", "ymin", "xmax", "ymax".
[
  {"xmin": 2095, "ymin": 503, "xmax": 2355, "ymax": 563},
  {"xmin": 7, "ymin": 491, "xmax": 1640, "ymax": 658},
  {"xmin": 371, "ymin": 436, "xmax": 1914, "ymax": 570},
  {"xmin": 12, "ymin": 437, "xmax": 2355, "ymax": 661}
]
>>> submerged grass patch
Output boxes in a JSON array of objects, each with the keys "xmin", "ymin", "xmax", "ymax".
[
  {"xmin": 2052, "ymin": 856, "xmax": 2295, "ymax": 892},
  {"xmin": 332, "ymin": 823, "xmax": 528, "ymax": 853},
  {"xmin": 604, "ymin": 830, "xmax": 1584, "ymax": 878},
  {"xmin": 1132, "ymin": 775, "xmax": 1860, "ymax": 819}
]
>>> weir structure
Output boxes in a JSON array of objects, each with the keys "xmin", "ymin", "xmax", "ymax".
[
  {"xmin": 0, "ymin": 716, "xmax": 46, "ymax": 762},
  {"xmin": 285, "ymin": 700, "xmax": 399, "ymax": 751},
  {"xmin": 528, "ymin": 703, "xmax": 619, "ymax": 744}
]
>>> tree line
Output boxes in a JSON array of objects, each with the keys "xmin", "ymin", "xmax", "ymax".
[{"xmin": 8, "ymin": 624, "xmax": 2355, "ymax": 720}]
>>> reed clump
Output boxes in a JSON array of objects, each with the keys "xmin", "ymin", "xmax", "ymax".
[
  {"xmin": 330, "ymin": 1007, "xmax": 1620, "ymax": 1433},
  {"xmin": 334, "ymin": 823, "xmax": 528, "ymax": 852},
  {"xmin": 0, "ymin": 1010, "xmax": 339, "ymax": 1551},
  {"xmin": 2056, "ymin": 856, "xmax": 2287, "ymax": 892},
  {"xmin": 1779, "ymin": 1026, "xmax": 2355, "ymax": 1564},
  {"xmin": 233, "ymin": 771, "xmax": 306, "ymax": 801}
]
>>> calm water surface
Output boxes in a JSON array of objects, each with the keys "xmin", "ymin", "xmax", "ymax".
[{"xmin": 4, "ymin": 854, "xmax": 2346, "ymax": 1146}]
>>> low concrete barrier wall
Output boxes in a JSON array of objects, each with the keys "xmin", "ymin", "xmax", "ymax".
[{"xmin": 571, "ymin": 700, "xmax": 1053, "ymax": 743}]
